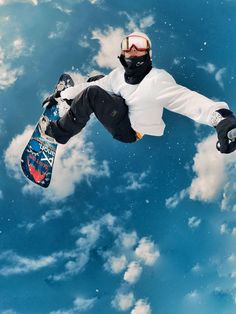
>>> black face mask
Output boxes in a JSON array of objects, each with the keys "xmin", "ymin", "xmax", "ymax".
[{"xmin": 119, "ymin": 53, "xmax": 152, "ymax": 85}]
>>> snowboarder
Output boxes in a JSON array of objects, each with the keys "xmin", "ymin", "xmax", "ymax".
[{"xmin": 41, "ymin": 32, "xmax": 236, "ymax": 154}]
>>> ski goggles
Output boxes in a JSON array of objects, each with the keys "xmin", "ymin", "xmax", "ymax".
[{"xmin": 121, "ymin": 35, "xmax": 150, "ymax": 52}]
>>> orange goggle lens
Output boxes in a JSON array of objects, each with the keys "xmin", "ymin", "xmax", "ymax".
[{"xmin": 121, "ymin": 36, "xmax": 150, "ymax": 52}]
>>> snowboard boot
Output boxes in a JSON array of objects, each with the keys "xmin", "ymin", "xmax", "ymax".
[
  {"xmin": 38, "ymin": 116, "xmax": 57, "ymax": 144},
  {"xmin": 39, "ymin": 116, "xmax": 71, "ymax": 145}
]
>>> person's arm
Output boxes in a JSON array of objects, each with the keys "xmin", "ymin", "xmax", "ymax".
[
  {"xmin": 157, "ymin": 70, "xmax": 236, "ymax": 153},
  {"xmin": 156, "ymin": 71, "xmax": 229, "ymax": 126},
  {"xmin": 60, "ymin": 71, "xmax": 115, "ymax": 100}
]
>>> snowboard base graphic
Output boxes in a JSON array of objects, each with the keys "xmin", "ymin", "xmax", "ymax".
[{"xmin": 21, "ymin": 74, "xmax": 74, "ymax": 188}]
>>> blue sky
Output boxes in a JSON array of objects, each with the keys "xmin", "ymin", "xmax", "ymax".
[{"xmin": 0, "ymin": 0, "xmax": 236, "ymax": 313}]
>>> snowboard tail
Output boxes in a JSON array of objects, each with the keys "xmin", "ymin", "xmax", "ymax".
[{"xmin": 21, "ymin": 73, "xmax": 74, "ymax": 188}]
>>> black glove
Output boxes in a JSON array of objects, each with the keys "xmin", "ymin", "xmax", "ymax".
[
  {"xmin": 42, "ymin": 73, "xmax": 74, "ymax": 108},
  {"xmin": 42, "ymin": 94, "xmax": 72, "ymax": 109},
  {"xmin": 215, "ymin": 109, "xmax": 236, "ymax": 154},
  {"xmin": 42, "ymin": 91, "xmax": 61, "ymax": 108},
  {"xmin": 87, "ymin": 74, "xmax": 105, "ymax": 82}
]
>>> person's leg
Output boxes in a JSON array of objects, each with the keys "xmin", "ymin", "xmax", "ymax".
[{"xmin": 45, "ymin": 85, "xmax": 137, "ymax": 144}]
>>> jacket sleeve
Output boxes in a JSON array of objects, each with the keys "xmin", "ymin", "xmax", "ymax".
[
  {"xmin": 156, "ymin": 71, "xmax": 229, "ymax": 126},
  {"xmin": 60, "ymin": 70, "xmax": 115, "ymax": 100}
]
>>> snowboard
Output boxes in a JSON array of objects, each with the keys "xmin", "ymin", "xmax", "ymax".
[{"xmin": 21, "ymin": 74, "xmax": 74, "ymax": 188}]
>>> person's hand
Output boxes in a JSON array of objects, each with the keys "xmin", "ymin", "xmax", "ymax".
[
  {"xmin": 215, "ymin": 109, "xmax": 236, "ymax": 154},
  {"xmin": 42, "ymin": 93, "xmax": 59, "ymax": 108}
]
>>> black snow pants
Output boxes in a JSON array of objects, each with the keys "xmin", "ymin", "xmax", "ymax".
[{"xmin": 46, "ymin": 86, "xmax": 138, "ymax": 144}]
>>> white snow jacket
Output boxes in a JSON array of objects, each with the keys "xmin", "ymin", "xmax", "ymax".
[{"xmin": 61, "ymin": 67, "xmax": 229, "ymax": 136}]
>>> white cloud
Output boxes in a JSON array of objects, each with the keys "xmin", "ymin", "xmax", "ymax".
[
  {"xmin": 0, "ymin": 62, "xmax": 24, "ymax": 90},
  {"xmin": 17, "ymin": 207, "xmax": 70, "ymax": 231},
  {"xmin": 213, "ymin": 287, "xmax": 235, "ymax": 303},
  {"xmin": 220, "ymin": 223, "xmax": 230, "ymax": 234},
  {"xmin": 131, "ymin": 299, "xmax": 151, "ymax": 314},
  {"xmin": 219, "ymin": 223, "xmax": 236, "ymax": 236},
  {"xmin": 48, "ymin": 22, "xmax": 68, "ymax": 39},
  {"xmin": 41, "ymin": 207, "xmax": 71, "ymax": 223},
  {"xmin": 78, "ymin": 222, "xmax": 101, "ymax": 246},
  {"xmin": 92, "ymin": 27, "xmax": 125, "ymax": 69},
  {"xmin": 189, "ymin": 134, "xmax": 236, "ymax": 206},
  {"xmin": 118, "ymin": 11, "xmax": 139, "ymax": 32},
  {"xmin": 57, "ymin": 225, "xmax": 100, "ymax": 279},
  {"xmin": 135, "ymin": 238, "xmax": 160, "ymax": 266},
  {"xmin": 0, "ymin": 34, "xmax": 32, "ymax": 89},
  {"xmin": 139, "ymin": 15, "xmax": 155, "ymax": 29},
  {"xmin": 184, "ymin": 290, "xmax": 200, "ymax": 301},
  {"xmin": 189, "ymin": 134, "xmax": 226, "ymax": 201},
  {"xmin": 4, "ymin": 125, "xmax": 32, "ymax": 180},
  {"xmin": 47, "ymin": 213, "xmax": 116, "ymax": 282},
  {"xmin": 165, "ymin": 189, "xmax": 188, "ymax": 208},
  {"xmin": 101, "ymin": 229, "xmax": 160, "ymax": 289},
  {"xmin": 221, "ymin": 180, "xmax": 236, "ymax": 211},
  {"xmin": 228, "ymin": 254, "xmax": 236, "ymax": 262},
  {"xmin": 10, "ymin": 36, "xmax": 34, "ymax": 60},
  {"xmin": 43, "ymin": 138, "xmax": 109, "ymax": 201},
  {"xmin": 54, "ymin": 3, "xmax": 72, "ymax": 15},
  {"xmin": 0, "ymin": 118, "xmax": 6, "ymax": 137},
  {"xmin": 0, "ymin": 211, "xmax": 158, "ymax": 304},
  {"xmin": 124, "ymin": 171, "xmax": 149, "ymax": 191},
  {"xmin": 197, "ymin": 62, "xmax": 216, "ymax": 74},
  {"xmin": 197, "ymin": 62, "xmax": 226, "ymax": 89},
  {"xmin": 126, "ymin": 17, "xmax": 138, "ymax": 32},
  {"xmin": 0, "ymin": 213, "xmax": 156, "ymax": 314},
  {"xmin": 102, "ymin": 229, "xmax": 159, "ymax": 286},
  {"xmin": 20, "ymin": 222, "xmax": 35, "ymax": 231},
  {"xmin": 170, "ymin": 133, "xmax": 236, "ymax": 209},
  {"xmin": 191, "ymin": 263, "xmax": 201, "ymax": 273},
  {"xmin": 4, "ymin": 124, "xmax": 110, "ymax": 202},
  {"xmin": 0, "ymin": 0, "xmax": 38, "ymax": 5},
  {"xmin": 78, "ymin": 35, "xmax": 90, "ymax": 48},
  {"xmin": 123, "ymin": 261, "xmax": 142, "ymax": 284},
  {"xmin": 105, "ymin": 255, "xmax": 127, "ymax": 274},
  {"xmin": 118, "ymin": 231, "xmax": 138, "ymax": 249},
  {"xmin": 232, "ymin": 227, "xmax": 236, "ymax": 235},
  {"xmin": 1, "ymin": 310, "xmax": 17, "ymax": 314},
  {"xmin": 173, "ymin": 58, "xmax": 181, "ymax": 66},
  {"xmin": 214, "ymin": 266, "xmax": 233, "ymax": 283},
  {"xmin": 112, "ymin": 292, "xmax": 135, "ymax": 311},
  {"xmin": 3, "ymin": 35, "xmax": 33, "ymax": 61},
  {"xmin": 116, "ymin": 171, "xmax": 150, "ymax": 193},
  {"xmin": 188, "ymin": 216, "xmax": 201, "ymax": 229},
  {"xmin": 73, "ymin": 296, "xmax": 96, "ymax": 311},
  {"xmin": 88, "ymin": 0, "xmax": 101, "ymax": 4},
  {"xmin": 2, "ymin": 15, "xmax": 10, "ymax": 22},
  {"xmin": 119, "ymin": 11, "xmax": 154, "ymax": 32},
  {"xmin": 50, "ymin": 296, "xmax": 96, "ymax": 314},
  {"xmin": 215, "ymin": 68, "xmax": 226, "ymax": 89},
  {"xmin": 10, "ymin": 37, "xmax": 25, "ymax": 58},
  {"xmin": 0, "ymin": 47, "xmax": 4, "ymax": 60},
  {"xmin": 0, "ymin": 250, "xmax": 56, "ymax": 276}
]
